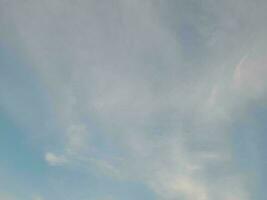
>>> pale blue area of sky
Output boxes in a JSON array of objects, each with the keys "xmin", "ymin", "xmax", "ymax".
[{"xmin": 0, "ymin": 44, "xmax": 156, "ymax": 200}]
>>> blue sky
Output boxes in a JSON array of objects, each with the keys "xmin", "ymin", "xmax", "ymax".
[{"xmin": 1, "ymin": 0, "xmax": 267, "ymax": 199}]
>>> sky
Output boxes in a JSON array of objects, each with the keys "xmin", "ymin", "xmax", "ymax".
[{"xmin": 0, "ymin": 0, "xmax": 267, "ymax": 199}]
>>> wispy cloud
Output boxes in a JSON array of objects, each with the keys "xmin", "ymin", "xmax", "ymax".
[
  {"xmin": 45, "ymin": 152, "xmax": 67, "ymax": 166},
  {"xmin": 1, "ymin": 0, "xmax": 266, "ymax": 199},
  {"xmin": 233, "ymin": 53, "xmax": 249, "ymax": 89}
]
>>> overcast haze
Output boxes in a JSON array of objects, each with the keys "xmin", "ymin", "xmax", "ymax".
[{"xmin": 1, "ymin": 0, "xmax": 267, "ymax": 199}]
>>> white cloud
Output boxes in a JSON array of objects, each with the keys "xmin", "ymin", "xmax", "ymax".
[
  {"xmin": 233, "ymin": 50, "xmax": 267, "ymax": 98},
  {"xmin": 1, "ymin": 0, "xmax": 265, "ymax": 199},
  {"xmin": 45, "ymin": 152, "xmax": 67, "ymax": 166}
]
